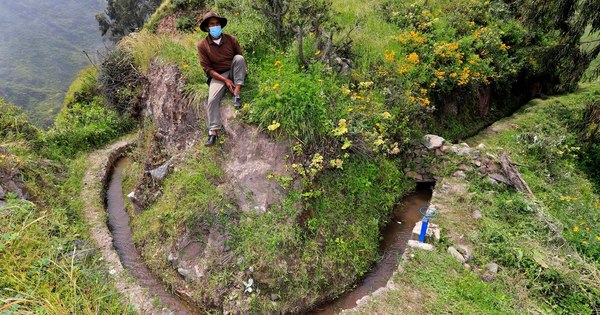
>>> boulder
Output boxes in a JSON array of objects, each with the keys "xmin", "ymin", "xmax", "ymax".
[
  {"xmin": 486, "ymin": 262, "xmax": 499, "ymax": 274},
  {"xmin": 448, "ymin": 246, "xmax": 466, "ymax": 263},
  {"xmin": 411, "ymin": 221, "xmax": 440, "ymax": 243},
  {"xmin": 421, "ymin": 134, "xmax": 445, "ymax": 150},
  {"xmin": 148, "ymin": 158, "xmax": 173, "ymax": 181},
  {"xmin": 407, "ymin": 240, "xmax": 434, "ymax": 251}
]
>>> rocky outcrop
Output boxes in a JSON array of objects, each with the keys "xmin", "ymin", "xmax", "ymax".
[
  {"xmin": 132, "ymin": 61, "xmax": 201, "ymax": 211},
  {"xmin": 221, "ymin": 106, "xmax": 291, "ymax": 213},
  {"xmin": 141, "ymin": 60, "xmax": 201, "ymax": 151},
  {"xmin": 0, "ymin": 147, "xmax": 29, "ymax": 203}
]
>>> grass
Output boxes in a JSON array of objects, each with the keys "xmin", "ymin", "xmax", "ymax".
[
  {"xmin": 0, "ymin": 154, "xmax": 134, "ymax": 314},
  {"xmin": 351, "ymin": 83, "xmax": 600, "ymax": 314}
]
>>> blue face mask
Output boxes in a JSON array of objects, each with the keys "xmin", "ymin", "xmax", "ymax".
[{"xmin": 209, "ymin": 26, "xmax": 222, "ymax": 38}]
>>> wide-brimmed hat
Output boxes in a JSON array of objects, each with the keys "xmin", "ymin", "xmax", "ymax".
[{"xmin": 200, "ymin": 11, "xmax": 227, "ymax": 32}]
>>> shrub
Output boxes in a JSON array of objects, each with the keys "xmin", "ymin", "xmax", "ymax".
[
  {"xmin": 0, "ymin": 98, "xmax": 39, "ymax": 141},
  {"xmin": 37, "ymin": 98, "xmax": 135, "ymax": 159},
  {"xmin": 64, "ymin": 67, "xmax": 100, "ymax": 107},
  {"xmin": 176, "ymin": 15, "xmax": 196, "ymax": 32},
  {"xmin": 97, "ymin": 47, "xmax": 143, "ymax": 115},
  {"xmin": 245, "ymin": 56, "xmax": 338, "ymax": 144}
]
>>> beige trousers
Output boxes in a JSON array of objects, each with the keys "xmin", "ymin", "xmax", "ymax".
[{"xmin": 206, "ymin": 54, "xmax": 247, "ymax": 131}]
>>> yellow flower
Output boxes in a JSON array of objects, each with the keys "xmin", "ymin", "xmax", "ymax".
[
  {"xmin": 274, "ymin": 60, "xmax": 282, "ymax": 67},
  {"xmin": 374, "ymin": 136, "xmax": 385, "ymax": 146},
  {"xmin": 450, "ymin": 72, "xmax": 458, "ymax": 78},
  {"xmin": 385, "ymin": 49, "xmax": 396, "ymax": 61},
  {"xmin": 347, "ymin": 108, "xmax": 353, "ymax": 112},
  {"xmin": 573, "ymin": 226, "xmax": 579, "ymax": 233},
  {"xmin": 272, "ymin": 83, "xmax": 280, "ymax": 90},
  {"xmin": 267, "ymin": 121, "xmax": 280, "ymax": 131},
  {"xmin": 243, "ymin": 103, "xmax": 249, "ymax": 110},
  {"xmin": 596, "ymin": 236, "xmax": 600, "ymax": 241},
  {"xmin": 315, "ymin": 50, "xmax": 321, "ymax": 56},
  {"xmin": 330, "ymin": 159, "xmax": 344, "ymax": 169},
  {"xmin": 341, "ymin": 139, "xmax": 352, "ymax": 150},
  {"xmin": 381, "ymin": 112, "xmax": 391, "ymax": 119},
  {"xmin": 332, "ymin": 119, "xmax": 348, "ymax": 136},
  {"xmin": 582, "ymin": 240, "xmax": 588, "ymax": 245},
  {"xmin": 420, "ymin": 88, "xmax": 427, "ymax": 95},
  {"xmin": 585, "ymin": 227, "xmax": 591, "ymax": 232},
  {"xmin": 182, "ymin": 64, "xmax": 189, "ymax": 70},
  {"xmin": 407, "ymin": 53, "xmax": 420, "ymax": 64},
  {"xmin": 263, "ymin": 86, "xmax": 270, "ymax": 92}
]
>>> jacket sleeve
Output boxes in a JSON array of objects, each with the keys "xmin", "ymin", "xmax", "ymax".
[
  {"xmin": 231, "ymin": 35, "xmax": 243, "ymax": 56},
  {"xmin": 197, "ymin": 40, "xmax": 214, "ymax": 76}
]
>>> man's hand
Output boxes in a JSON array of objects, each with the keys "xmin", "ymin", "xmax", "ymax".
[{"xmin": 224, "ymin": 79, "xmax": 236, "ymax": 94}]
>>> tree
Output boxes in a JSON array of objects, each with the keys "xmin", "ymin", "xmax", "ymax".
[{"xmin": 96, "ymin": 0, "xmax": 163, "ymax": 41}]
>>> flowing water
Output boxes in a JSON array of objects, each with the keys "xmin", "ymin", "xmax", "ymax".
[
  {"xmin": 107, "ymin": 156, "xmax": 433, "ymax": 314},
  {"xmin": 106, "ymin": 157, "xmax": 198, "ymax": 315},
  {"xmin": 309, "ymin": 186, "xmax": 433, "ymax": 314}
]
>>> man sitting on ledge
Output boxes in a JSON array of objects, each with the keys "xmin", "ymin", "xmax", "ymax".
[{"xmin": 197, "ymin": 10, "xmax": 248, "ymax": 147}]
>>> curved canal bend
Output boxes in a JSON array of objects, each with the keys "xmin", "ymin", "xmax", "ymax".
[
  {"xmin": 106, "ymin": 157, "xmax": 198, "ymax": 315},
  {"xmin": 310, "ymin": 185, "xmax": 433, "ymax": 314},
  {"xmin": 106, "ymin": 156, "xmax": 433, "ymax": 314}
]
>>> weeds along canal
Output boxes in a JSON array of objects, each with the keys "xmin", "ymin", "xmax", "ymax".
[
  {"xmin": 107, "ymin": 156, "xmax": 433, "ymax": 314},
  {"xmin": 106, "ymin": 157, "xmax": 198, "ymax": 315},
  {"xmin": 309, "ymin": 183, "xmax": 434, "ymax": 314}
]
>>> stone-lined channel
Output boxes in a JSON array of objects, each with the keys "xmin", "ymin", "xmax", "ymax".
[
  {"xmin": 106, "ymin": 157, "xmax": 198, "ymax": 315},
  {"xmin": 107, "ymin": 155, "xmax": 432, "ymax": 314},
  {"xmin": 310, "ymin": 184, "xmax": 434, "ymax": 314}
]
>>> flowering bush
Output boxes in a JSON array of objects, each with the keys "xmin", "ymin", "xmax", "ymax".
[
  {"xmin": 245, "ymin": 55, "xmax": 338, "ymax": 144},
  {"xmin": 379, "ymin": 0, "xmax": 526, "ymax": 108}
]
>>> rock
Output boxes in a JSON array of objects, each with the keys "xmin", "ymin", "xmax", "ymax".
[
  {"xmin": 453, "ymin": 170, "xmax": 466, "ymax": 179},
  {"xmin": 64, "ymin": 247, "xmax": 96, "ymax": 263},
  {"xmin": 489, "ymin": 173, "xmax": 511, "ymax": 186},
  {"xmin": 450, "ymin": 143, "xmax": 473, "ymax": 156},
  {"xmin": 440, "ymin": 145, "xmax": 451, "ymax": 152},
  {"xmin": 477, "ymin": 143, "xmax": 486, "ymax": 149},
  {"xmin": 411, "ymin": 221, "xmax": 440, "ymax": 243},
  {"xmin": 448, "ymin": 246, "xmax": 466, "ymax": 263},
  {"xmin": 474, "ymin": 160, "xmax": 482, "ymax": 167},
  {"xmin": 456, "ymin": 245, "xmax": 472, "ymax": 261},
  {"xmin": 149, "ymin": 158, "xmax": 173, "ymax": 181},
  {"xmin": 0, "ymin": 185, "xmax": 5, "ymax": 199},
  {"xmin": 486, "ymin": 262, "xmax": 499, "ymax": 274},
  {"xmin": 408, "ymin": 240, "xmax": 434, "ymax": 251},
  {"xmin": 270, "ymin": 293, "xmax": 279, "ymax": 301},
  {"xmin": 421, "ymin": 134, "xmax": 445, "ymax": 150},
  {"xmin": 481, "ymin": 272, "xmax": 496, "ymax": 282},
  {"xmin": 0, "ymin": 200, "xmax": 7, "ymax": 209},
  {"xmin": 463, "ymin": 263, "xmax": 471, "ymax": 270},
  {"xmin": 127, "ymin": 191, "xmax": 137, "ymax": 204},
  {"xmin": 177, "ymin": 267, "xmax": 193, "ymax": 281},
  {"xmin": 406, "ymin": 171, "xmax": 423, "ymax": 181},
  {"xmin": 168, "ymin": 253, "xmax": 178, "ymax": 267},
  {"xmin": 142, "ymin": 61, "xmax": 201, "ymax": 150},
  {"xmin": 471, "ymin": 210, "xmax": 482, "ymax": 219},
  {"xmin": 458, "ymin": 164, "xmax": 472, "ymax": 171}
]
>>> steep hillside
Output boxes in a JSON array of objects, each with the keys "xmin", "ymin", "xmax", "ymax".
[
  {"xmin": 1, "ymin": 0, "xmax": 599, "ymax": 313},
  {"xmin": 0, "ymin": 0, "xmax": 106, "ymax": 126}
]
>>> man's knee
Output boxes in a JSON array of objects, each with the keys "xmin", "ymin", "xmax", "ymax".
[{"xmin": 233, "ymin": 54, "xmax": 245, "ymax": 62}]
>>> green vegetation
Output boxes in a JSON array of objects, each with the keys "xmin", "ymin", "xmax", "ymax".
[
  {"xmin": 0, "ymin": 0, "xmax": 105, "ymax": 127},
  {"xmin": 3, "ymin": 0, "xmax": 600, "ymax": 313},
  {"xmin": 1, "ymin": 27, "xmax": 139, "ymax": 311},
  {"xmin": 0, "ymin": 100, "xmax": 133, "ymax": 313},
  {"xmin": 356, "ymin": 84, "xmax": 600, "ymax": 314}
]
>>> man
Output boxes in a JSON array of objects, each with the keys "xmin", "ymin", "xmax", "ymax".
[{"xmin": 197, "ymin": 11, "xmax": 247, "ymax": 147}]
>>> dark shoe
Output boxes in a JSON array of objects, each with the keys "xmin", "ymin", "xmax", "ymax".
[
  {"xmin": 205, "ymin": 135, "xmax": 218, "ymax": 147},
  {"xmin": 233, "ymin": 95, "xmax": 242, "ymax": 109}
]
